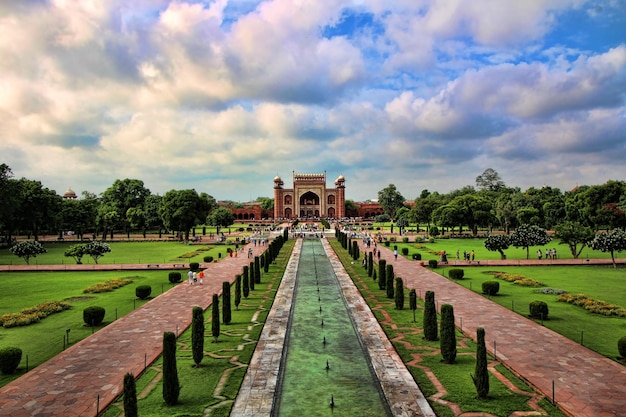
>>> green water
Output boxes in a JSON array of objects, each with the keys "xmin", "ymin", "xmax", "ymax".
[{"xmin": 276, "ymin": 239, "xmax": 390, "ymax": 417}]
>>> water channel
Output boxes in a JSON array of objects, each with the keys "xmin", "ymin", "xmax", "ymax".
[{"xmin": 274, "ymin": 238, "xmax": 391, "ymax": 416}]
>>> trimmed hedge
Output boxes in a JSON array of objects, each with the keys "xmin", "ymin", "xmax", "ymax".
[
  {"xmin": 401, "ymin": 247, "xmax": 409, "ymax": 256},
  {"xmin": 618, "ymin": 336, "xmax": 626, "ymax": 358},
  {"xmin": 168, "ymin": 272, "xmax": 182, "ymax": 283},
  {"xmin": 428, "ymin": 259, "xmax": 438, "ymax": 268},
  {"xmin": 203, "ymin": 256, "xmax": 214, "ymax": 263},
  {"xmin": 482, "ymin": 281, "xmax": 500, "ymax": 296},
  {"xmin": 448, "ymin": 269, "xmax": 464, "ymax": 280},
  {"xmin": 0, "ymin": 347, "xmax": 22, "ymax": 374},
  {"xmin": 529, "ymin": 300, "xmax": 549, "ymax": 319},
  {"xmin": 83, "ymin": 306, "xmax": 106, "ymax": 326},
  {"xmin": 135, "ymin": 285, "xmax": 152, "ymax": 300},
  {"xmin": 412, "ymin": 253, "xmax": 422, "ymax": 260},
  {"xmin": 189, "ymin": 262, "xmax": 200, "ymax": 272}
]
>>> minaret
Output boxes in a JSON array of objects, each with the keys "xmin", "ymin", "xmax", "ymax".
[
  {"xmin": 335, "ymin": 175, "xmax": 345, "ymax": 218},
  {"xmin": 273, "ymin": 175, "xmax": 284, "ymax": 219}
]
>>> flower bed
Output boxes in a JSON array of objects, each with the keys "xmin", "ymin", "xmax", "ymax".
[{"xmin": 0, "ymin": 301, "xmax": 72, "ymax": 328}]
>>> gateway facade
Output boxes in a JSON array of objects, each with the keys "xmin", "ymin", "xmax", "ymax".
[{"xmin": 273, "ymin": 172, "xmax": 345, "ymax": 219}]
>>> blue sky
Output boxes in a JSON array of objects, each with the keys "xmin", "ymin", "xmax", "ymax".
[{"xmin": 1, "ymin": 0, "xmax": 625, "ymax": 202}]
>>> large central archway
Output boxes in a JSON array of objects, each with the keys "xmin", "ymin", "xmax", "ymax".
[{"xmin": 299, "ymin": 191, "xmax": 320, "ymax": 217}]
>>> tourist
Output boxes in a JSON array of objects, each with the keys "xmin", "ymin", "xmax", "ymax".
[
  {"xmin": 199, "ymin": 270, "xmax": 204, "ymax": 285},
  {"xmin": 394, "ymin": 248, "xmax": 398, "ymax": 260},
  {"xmin": 188, "ymin": 269, "xmax": 194, "ymax": 285},
  {"xmin": 537, "ymin": 249, "xmax": 542, "ymax": 260}
]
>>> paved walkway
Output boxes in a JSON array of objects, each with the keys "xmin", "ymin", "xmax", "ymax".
[
  {"xmin": 360, "ymin": 241, "xmax": 626, "ymax": 417},
  {"xmin": 0, "ymin": 242, "xmax": 269, "ymax": 417}
]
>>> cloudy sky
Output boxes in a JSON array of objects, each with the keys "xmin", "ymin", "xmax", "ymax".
[{"xmin": 1, "ymin": 0, "xmax": 625, "ymax": 202}]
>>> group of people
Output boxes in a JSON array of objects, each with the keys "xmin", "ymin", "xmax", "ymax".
[
  {"xmin": 537, "ymin": 248, "xmax": 558, "ymax": 260},
  {"xmin": 456, "ymin": 249, "xmax": 475, "ymax": 262},
  {"xmin": 188, "ymin": 269, "xmax": 204, "ymax": 285}
]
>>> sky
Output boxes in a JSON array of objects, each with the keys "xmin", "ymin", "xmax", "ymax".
[{"xmin": 1, "ymin": 0, "xmax": 625, "ymax": 202}]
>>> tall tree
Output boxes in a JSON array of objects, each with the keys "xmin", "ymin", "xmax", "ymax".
[
  {"xmin": 589, "ymin": 228, "xmax": 626, "ymax": 268},
  {"xmin": 191, "ymin": 306, "xmax": 204, "ymax": 367},
  {"xmin": 386, "ymin": 264, "xmax": 395, "ymax": 299},
  {"xmin": 377, "ymin": 184, "xmax": 405, "ymax": 219},
  {"xmin": 234, "ymin": 274, "xmax": 242, "ymax": 310},
  {"xmin": 475, "ymin": 168, "xmax": 505, "ymax": 192},
  {"xmin": 160, "ymin": 189, "xmax": 209, "ymax": 241},
  {"xmin": 162, "ymin": 331, "xmax": 180, "ymax": 405},
  {"xmin": 123, "ymin": 373, "xmax": 138, "ymax": 417},
  {"xmin": 423, "ymin": 291, "xmax": 438, "ymax": 341},
  {"xmin": 554, "ymin": 221, "xmax": 595, "ymax": 259},
  {"xmin": 509, "ymin": 224, "xmax": 551, "ymax": 259},
  {"xmin": 440, "ymin": 304, "xmax": 457, "ymax": 364},
  {"xmin": 471, "ymin": 327, "xmax": 489, "ymax": 399},
  {"xmin": 207, "ymin": 207, "xmax": 235, "ymax": 228},
  {"xmin": 211, "ymin": 294, "xmax": 220, "ymax": 342},
  {"xmin": 101, "ymin": 179, "xmax": 150, "ymax": 238},
  {"xmin": 14, "ymin": 178, "xmax": 62, "ymax": 240},
  {"xmin": 222, "ymin": 281, "xmax": 232, "ymax": 324},
  {"xmin": 394, "ymin": 277, "xmax": 404, "ymax": 310}
]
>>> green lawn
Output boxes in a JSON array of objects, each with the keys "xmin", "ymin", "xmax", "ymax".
[
  {"xmin": 436, "ymin": 265, "xmax": 626, "ymax": 359},
  {"xmin": 0, "ymin": 242, "xmax": 236, "ymax": 265},
  {"xmin": 0, "ymin": 270, "xmax": 177, "ymax": 386}
]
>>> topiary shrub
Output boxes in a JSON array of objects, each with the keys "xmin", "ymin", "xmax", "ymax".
[
  {"xmin": 428, "ymin": 259, "xmax": 438, "ymax": 268},
  {"xmin": 168, "ymin": 272, "xmax": 182, "ymax": 283},
  {"xmin": 529, "ymin": 300, "xmax": 549, "ymax": 319},
  {"xmin": 384, "ymin": 241, "xmax": 390, "ymax": 247},
  {"xmin": 618, "ymin": 336, "xmax": 626, "ymax": 358},
  {"xmin": 189, "ymin": 262, "xmax": 200, "ymax": 272},
  {"xmin": 0, "ymin": 347, "xmax": 22, "ymax": 374},
  {"xmin": 402, "ymin": 237, "xmax": 409, "ymax": 243},
  {"xmin": 401, "ymin": 247, "xmax": 409, "ymax": 256},
  {"xmin": 482, "ymin": 281, "xmax": 500, "ymax": 296},
  {"xmin": 412, "ymin": 253, "xmax": 422, "ymax": 260},
  {"xmin": 83, "ymin": 306, "xmax": 106, "ymax": 326},
  {"xmin": 203, "ymin": 256, "xmax": 214, "ymax": 263},
  {"xmin": 448, "ymin": 269, "xmax": 464, "ymax": 280},
  {"xmin": 135, "ymin": 285, "xmax": 152, "ymax": 300}
]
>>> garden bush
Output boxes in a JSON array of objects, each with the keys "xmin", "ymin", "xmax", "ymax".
[
  {"xmin": 203, "ymin": 256, "xmax": 214, "ymax": 263},
  {"xmin": 384, "ymin": 241, "xmax": 390, "ymax": 247},
  {"xmin": 529, "ymin": 300, "xmax": 549, "ymax": 319},
  {"xmin": 401, "ymin": 247, "xmax": 409, "ymax": 256},
  {"xmin": 168, "ymin": 272, "xmax": 182, "ymax": 283},
  {"xmin": 448, "ymin": 269, "xmax": 464, "ymax": 280},
  {"xmin": 135, "ymin": 285, "xmax": 152, "ymax": 300},
  {"xmin": 0, "ymin": 347, "xmax": 22, "ymax": 374},
  {"xmin": 412, "ymin": 253, "xmax": 422, "ymax": 260},
  {"xmin": 402, "ymin": 237, "xmax": 409, "ymax": 243},
  {"xmin": 618, "ymin": 336, "xmax": 626, "ymax": 358},
  {"xmin": 482, "ymin": 281, "xmax": 500, "ymax": 296},
  {"xmin": 428, "ymin": 259, "xmax": 438, "ymax": 268},
  {"xmin": 189, "ymin": 262, "xmax": 200, "ymax": 271},
  {"xmin": 83, "ymin": 306, "xmax": 106, "ymax": 326}
]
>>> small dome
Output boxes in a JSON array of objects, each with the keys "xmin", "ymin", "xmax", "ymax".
[
  {"xmin": 63, "ymin": 188, "xmax": 77, "ymax": 199},
  {"xmin": 274, "ymin": 175, "xmax": 282, "ymax": 182},
  {"xmin": 336, "ymin": 175, "xmax": 345, "ymax": 182}
]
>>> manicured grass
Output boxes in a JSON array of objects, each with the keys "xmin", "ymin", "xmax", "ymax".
[
  {"xmin": 0, "ymin": 242, "xmax": 236, "ymax": 265},
  {"xmin": 100, "ymin": 240, "xmax": 294, "ymax": 417},
  {"xmin": 437, "ymin": 265, "xmax": 626, "ymax": 359},
  {"xmin": 0, "ymin": 270, "xmax": 177, "ymax": 387},
  {"xmin": 329, "ymin": 239, "xmax": 566, "ymax": 417}
]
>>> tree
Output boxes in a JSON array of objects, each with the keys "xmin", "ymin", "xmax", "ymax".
[
  {"xmin": 211, "ymin": 294, "xmax": 220, "ymax": 342},
  {"xmin": 9, "ymin": 241, "xmax": 47, "ymax": 264},
  {"xmin": 249, "ymin": 261, "xmax": 255, "ymax": 291},
  {"xmin": 589, "ymin": 229, "xmax": 626, "ymax": 268},
  {"xmin": 101, "ymin": 179, "xmax": 151, "ymax": 238},
  {"xmin": 254, "ymin": 256, "xmax": 261, "ymax": 284},
  {"xmin": 64, "ymin": 244, "xmax": 86, "ymax": 264},
  {"xmin": 378, "ymin": 259, "xmax": 386, "ymax": 290},
  {"xmin": 207, "ymin": 207, "xmax": 235, "ymax": 228},
  {"xmin": 484, "ymin": 235, "xmax": 510, "ymax": 260},
  {"xmin": 222, "ymin": 282, "xmax": 232, "ymax": 324},
  {"xmin": 509, "ymin": 224, "xmax": 551, "ymax": 259},
  {"xmin": 377, "ymin": 184, "xmax": 405, "ymax": 219},
  {"xmin": 256, "ymin": 197, "xmax": 274, "ymax": 211},
  {"xmin": 386, "ymin": 264, "xmax": 394, "ymax": 299},
  {"xmin": 160, "ymin": 189, "xmax": 209, "ymax": 241},
  {"xmin": 0, "ymin": 164, "xmax": 20, "ymax": 242},
  {"xmin": 191, "ymin": 306, "xmax": 204, "ymax": 367},
  {"xmin": 123, "ymin": 373, "xmax": 138, "ymax": 417},
  {"xmin": 476, "ymin": 168, "xmax": 505, "ymax": 191},
  {"xmin": 394, "ymin": 277, "xmax": 404, "ymax": 310},
  {"xmin": 367, "ymin": 251, "xmax": 373, "ymax": 277},
  {"xmin": 471, "ymin": 327, "xmax": 489, "ymax": 399},
  {"xmin": 162, "ymin": 331, "xmax": 180, "ymax": 405},
  {"xmin": 440, "ymin": 304, "xmax": 457, "ymax": 364},
  {"xmin": 242, "ymin": 268, "xmax": 250, "ymax": 299},
  {"xmin": 554, "ymin": 221, "xmax": 595, "ymax": 259},
  {"xmin": 234, "ymin": 274, "xmax": 242, "ymax": 310},
  {"xmin": 14, "ymin": 178, "xmax": 62, "ymax": 241},
  {"xmin": 423, "ymin": 291, "xmax": 438, "ymax": 341},
  {"xmin": 82, "ymin": 241, "xmax": 111, "ymax": 264},
  {"xmin": 409, "ymin": 289, "xmax": 417, "ymax": 322}
]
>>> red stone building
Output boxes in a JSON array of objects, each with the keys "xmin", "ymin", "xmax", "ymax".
[{"xmin": 274, "ymin": 172, "xmax": 346, "ymax": 219}]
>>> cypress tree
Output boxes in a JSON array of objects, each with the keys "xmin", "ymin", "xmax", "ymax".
[
  {"xmin": 352, "ymin": 241, "xmax": 359, "ymax": 260},
  {"xmin": 234, "ymin": 274, "xmax": 242, "ymax": 310},
  {"xmin": 367, "ymin": 251, "xmax": 373, "ymax": 277},
  {"xmin": 242, "ymin": 266, "xmax": 250, "ymax": 298},
  {"xmin": 423, "ymin": 291, "xmax": 438, "ymax": 341},
  {"xmin": 348, "ymin": 238, "xmax": 352, "ymax": 256},
  {"xmin": 386, "ymin": 264, "xmax": 395, "ymax": 298},
  {"xmin": 254, "ymin": 256, "xmax": 261, "ymax": 283},
  {"xmin": 191, "ymin": 306, "xmax": 204, "ymax": 367},
  {"xmin": 162, "ymin": 331, "xmax": 180, "ymax": 405},
  {"xmin": 249, "ymin": 261, "xmax": 255, "ymax": 290},
  {"xmin": 264, "ymin": 252, "xmax": 269, "ymax": 273},
  {"xmin": 123, "ymin": 372, "xmax": 138, "ymax": 417},
  {"xmin": 222, "ymin": 282, "xmax": 232, "ymax": 324},
  {"xmin": 378, "ymin": 259, "xmax": 386, "ymax": 290},
  {"xmin": 409, "ymin": 289, "xmax": 417, "ymax": 322},
  {"xmin": 440, "ymin": 304, "xmax": 457, "ymax": 364},
  {"xmin": 394, "ymin": 277, "xmax": 404, "ymax": 309},
  {"xmin": 372, "ymin": 269, "xmax": 377, "ymax": 281},
  {"xmin": 211, "ymin": 294, "xmax": 220, "ymax": 342},
  {"xmin": 472, "ymin": 327, "xmax": 490, "ymax": 399}
]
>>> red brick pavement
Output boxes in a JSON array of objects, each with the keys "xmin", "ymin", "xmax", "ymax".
[
  {"xmin": 0, "ymin": 243, "xmax": 268, "ymax": 417},
  {"xmin": 361, "ymin": 241, "xmax": 626, "ymax": 417}
]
